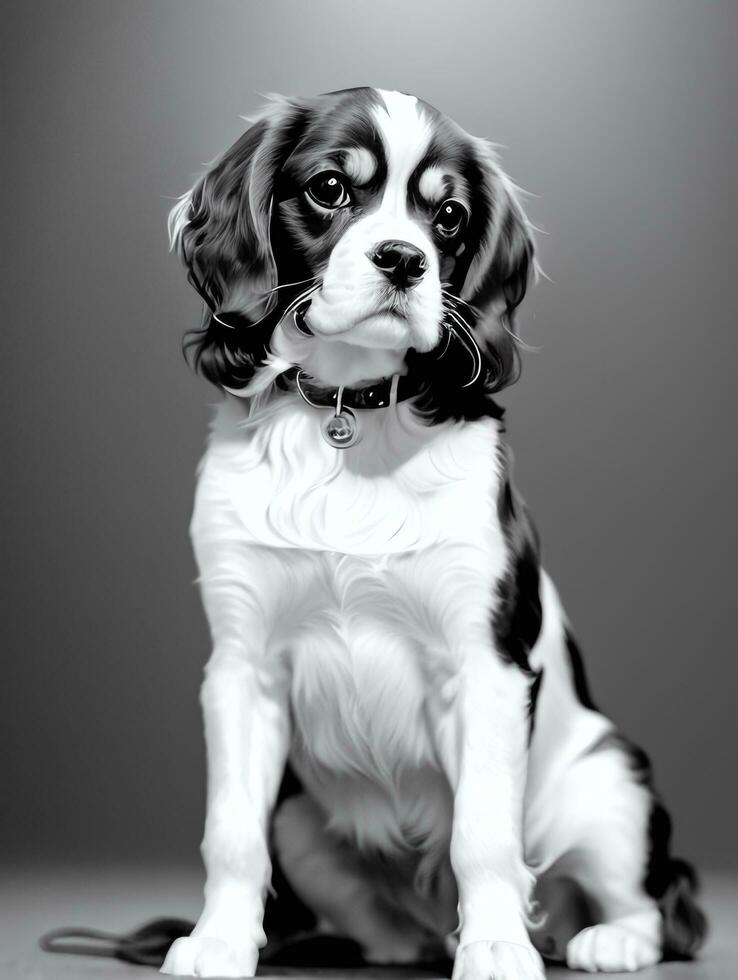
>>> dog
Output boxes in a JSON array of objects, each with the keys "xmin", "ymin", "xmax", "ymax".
[{"xmin": 161, "ymin": 87, "xmax": 706, "ymax": 978}]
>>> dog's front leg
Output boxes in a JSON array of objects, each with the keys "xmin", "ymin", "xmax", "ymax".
[
  {"xmin": 162, "ymin": 638, "xmax": 290, "ymax": 978},
  {"xmin": 436, "ymin": 644, "xmax": 545, "ymax": 980}
]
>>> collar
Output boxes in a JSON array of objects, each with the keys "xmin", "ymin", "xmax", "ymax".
[{"xmin": 275, "ymin": 365, "xmax": 427, "ymax": 411}]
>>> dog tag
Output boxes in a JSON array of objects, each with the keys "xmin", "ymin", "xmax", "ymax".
[{"xmin": 322, "ymin": 408, "xmax": 359, "ymax": 448}]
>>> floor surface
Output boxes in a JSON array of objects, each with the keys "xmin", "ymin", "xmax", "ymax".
[{"xmin": 1, "ymin": 866, "xmax": 734, "ymax": 979}]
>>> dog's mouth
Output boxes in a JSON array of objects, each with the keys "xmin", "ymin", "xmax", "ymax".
[
  {"xmin": 293, "ymin": 300, "xmax": 409, "ymax": 340},
  {"xmin": 357, "ymin": 307, "xmax": 408, "ymax": 325}
]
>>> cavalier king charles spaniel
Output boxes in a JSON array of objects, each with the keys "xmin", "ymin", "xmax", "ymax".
[{"xmin": 161, "ymin": 87, "xmax": 706, "ymax": 978}]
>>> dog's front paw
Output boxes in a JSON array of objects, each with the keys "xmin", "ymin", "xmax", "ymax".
[
  {"xmin": 161, "ymin": 935, "xmax": 259, "ymax": 978},
  {"xmin": 566, "ymin": 923, "xmax": 660, "ymax": 973},
  {"xmin": 453, "ymin": 940, "xmax": 546, "ymax": 980}
]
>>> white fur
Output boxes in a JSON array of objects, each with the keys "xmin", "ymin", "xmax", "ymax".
[
  {"xmin": 341, "ymin": 145, "xmax": 378, "ymax": 186},
  {"xmin": 195, "ymin": 393, "xmax": 502, "ymax": 554},
  {"xmin": 418, "ymin": 164, "xmax": 449, "ymax": 205}
]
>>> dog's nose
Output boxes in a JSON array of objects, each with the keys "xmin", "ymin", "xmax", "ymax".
[{"xmin": 366, "ymin": 240, "xmax": 428, "ymax": 289}]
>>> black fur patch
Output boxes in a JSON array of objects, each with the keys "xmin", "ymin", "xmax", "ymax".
[
  {"xmin": 405, "ymin": 345, "xmax": 512, "ymax": 424},
  {"xmin": 494, "ymin": 538, "xmax": 542, "ymax": 671},
  {"xmin": 184, "ymin": 311, "xmax": 277, "ymax": 391},
  {"xmin": 488, "ymin": 440, "xmax": 545, "ymax": 736},
  {"xmin": 527, "ymin": 667, "xmax": 544, "ymax": 740},
  {"xmin": 492, "ymin": 442, "xmax": 543, "ymax": 673},
  {"xmin": 563, "ymin": 629, "xmax": 598, "ymax": 710}
]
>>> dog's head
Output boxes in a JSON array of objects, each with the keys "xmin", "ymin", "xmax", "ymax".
[{"xmin": 170, "ymin": 87, "xmax": 537, "ymax": 413}]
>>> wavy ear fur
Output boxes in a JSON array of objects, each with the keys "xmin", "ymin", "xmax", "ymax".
[
  {"xmin": 168, "ymin": 97, "xmax": 310, "ymax": 388},
  {"xmin": 461, "ymin": 140, "xmax": 538, "ymax": 392}
]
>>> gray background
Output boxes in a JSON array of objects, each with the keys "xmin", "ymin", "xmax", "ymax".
[{"xmin": 3, "ymin": 0, "xmax": 736, "ymax": 873}]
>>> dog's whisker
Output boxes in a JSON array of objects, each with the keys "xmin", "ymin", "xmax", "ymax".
[
  {"xmin": 442, "ymin": 295, "xmax": 539, "ymax": 354},
  {"xmin": 440, "ymin": 288, "xmax": 483, "ymax": 318},
  {"xmin": 211, "ymin": 279, "xmax": 322, "ymax": 332},
  {"xmin": 281, "ymin": 281, "xmax": 323, "ymax": 320},
  {"xmin": 261, "ymin": 275, "xmax": 321, "ymax": 297},
  {"xmin": 444, "ymin": 306, "xmax": 476, "ymax": 343},
  {"xmin": 442, "ymin": 312, "xmax": 483, "ymax": 387},
  {"xmin": 442, "ymin": 301, "xmax": 473, "ymax": 332}
]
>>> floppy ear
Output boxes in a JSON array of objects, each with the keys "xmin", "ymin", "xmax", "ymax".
[
  {"xmin": 459, "ymin": 140, "xmax": 538, "ymax": 392},
  {"xmin": 168, "ymin": 97, "xmax": 309, "ymax": 387}
]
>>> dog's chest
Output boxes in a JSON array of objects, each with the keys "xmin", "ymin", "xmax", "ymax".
[
  {"xmin": 285, "ymin": 548, "xmax": 459, "ymax": 852},
  {"xmin": 200, "ymin": 395, "xmax": 503, "ymax": 555},
  {"xmin": 196, "ymin": 395, "xmax": 509, "ymax": 851}
]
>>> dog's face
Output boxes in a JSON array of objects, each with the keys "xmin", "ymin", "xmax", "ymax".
[
  {"xmin": 277, "ymin": 88, "xmax": 466, "ymax": 355},
  {"xmin": 170, "ymin": 87, "xmax": 536, "ymax": 402}
]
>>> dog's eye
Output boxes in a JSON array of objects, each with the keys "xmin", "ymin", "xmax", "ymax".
[
  {"xmin": 306, "ymin": 171, "xmax": 351, "ymax": 210},
  {"xmin": 433, "ymin": 199, "xmax": 468, "ymax": 239}
]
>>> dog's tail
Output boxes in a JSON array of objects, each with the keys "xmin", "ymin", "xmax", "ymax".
[
  {"xmin": 646, "ymin": 802, "xmax": 708, "ymax": 960},
  {"xmin": 654, "ymin": 855, "xmax": 707, "ymax": 960}
]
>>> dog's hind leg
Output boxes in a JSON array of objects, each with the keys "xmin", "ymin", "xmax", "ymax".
[
  {"xmin": 526, "ymin": 574, "xmax": 706, "ymax": 972},
  {"xmin": 534, "ymin": 736, "xmax": 700, "ymax": 973},
  {"xmin": 273, "ymin": 794, "xmax": 436, "ymax": 965}
]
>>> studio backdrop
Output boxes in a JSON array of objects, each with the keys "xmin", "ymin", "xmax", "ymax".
[{"xmin": 3, "ymin": 0, "xmax": 736, "ymax": 871}]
